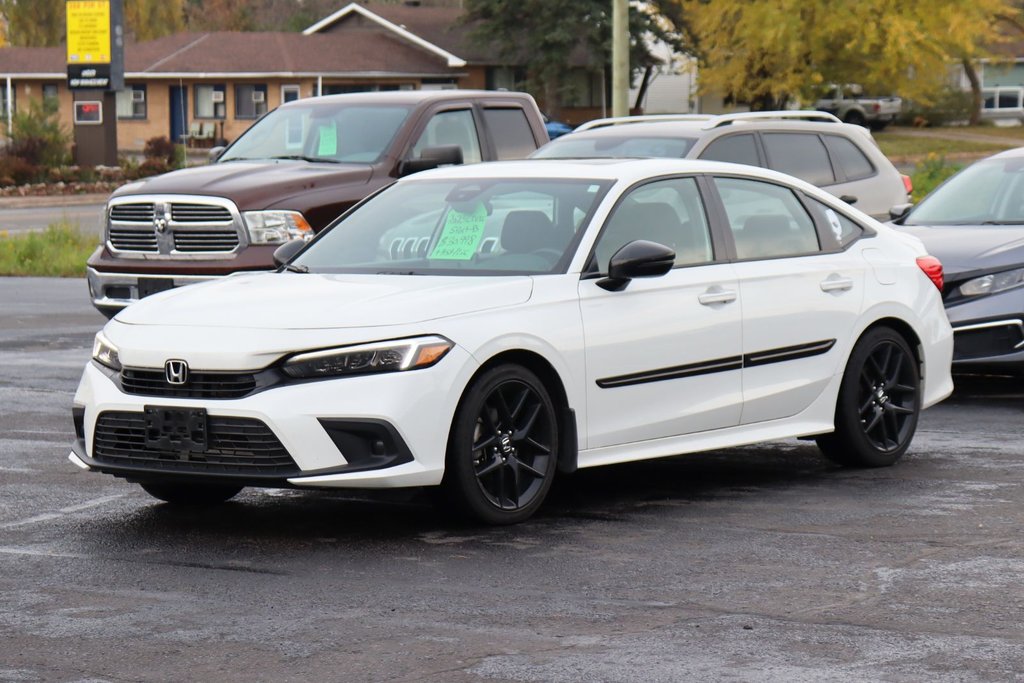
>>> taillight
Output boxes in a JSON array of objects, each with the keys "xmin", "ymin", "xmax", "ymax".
[
  {"xmin": 916, "ymin": 256, "xmax": 943, "ymax": 291},
  {"xmin": 901, "ymin": 174, "xmax": 913, "ymax": 195},
  {"xmin": 873, "ymin": 103, "xmax": 881, "ymax": 113}
]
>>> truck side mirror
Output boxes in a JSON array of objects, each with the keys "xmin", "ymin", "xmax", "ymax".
[
  {"xmin": 399, "ymin": 145, "xmax": 464, "ymax": 177},
  {"xmin": 209, "ymin": 146, "xmax": 226, "ymax": 163}
]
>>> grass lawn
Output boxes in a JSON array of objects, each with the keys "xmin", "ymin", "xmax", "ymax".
[
  {"xmin": 0, "ymin": 222, "xmax": 96, "ymax": 277},
  {"xmin": 875, "ymin": 134, "xmax": 1013, "ymax": 159}
]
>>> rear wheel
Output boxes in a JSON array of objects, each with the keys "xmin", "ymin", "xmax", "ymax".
[
  {"xmin": 817, "ymin": 327, "xmax": 920, "ymax": 467},
  {"xmin": 140, "ymin": 482, "xmax": 243, "ymax": 505},
  {"xmin": 843, "ymin": 110, "xmax": 867, "ymax": 127},
  {"xmin": 440, "ymin": 364, "xmax": 558, "ymax": 525}
]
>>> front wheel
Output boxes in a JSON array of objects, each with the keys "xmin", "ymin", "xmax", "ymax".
[
  {"xmin": 440, "ymin": 364, "xmax": 559, "ymax": 525},
  {"xmin": 140, "ymin": 482, "xmax": 243, "ymax": 505},
  {"xmin": 817, "ymin": 327, "xmax": 920, "ymax": 467}
]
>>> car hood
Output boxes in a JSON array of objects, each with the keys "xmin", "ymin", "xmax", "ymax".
[
  {"xmin": 111, "ymin": 161, "xmax": 373, "ymax": 210},
  {"xmin": 897, "ymin": 223, "xmax": 1024, "ymax": 277},
  {"xmin": 115, "ymin": 272, "xmax": 535, "ymax": 330}
]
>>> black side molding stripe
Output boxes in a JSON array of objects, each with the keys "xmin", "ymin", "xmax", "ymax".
[
  {"xmin": 743, "ymin": 339, "xmax": 836, "ymax": 368},
  {"xmin": 596, "ymin": 356, "xmax": 743, "ymax": 388},
  {"xmin": 596, "ymin": 339, "xmax": 836, "ymax": 389}
]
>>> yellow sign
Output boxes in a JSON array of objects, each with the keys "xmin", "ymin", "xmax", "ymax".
[{"xmin": 66, "ymin": 1, "xmax": 111, "ymax": 65}]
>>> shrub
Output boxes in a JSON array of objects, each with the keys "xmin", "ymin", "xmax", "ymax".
[
  {"xmin": 143, "ymin": 136, "xmax": 176, "ymax": 165},
  {"xmin": 138, "ymin": 158, "xmax": 170, "ymax": 177},
  {"xmin": 3, "ymin": 98, "xmax": 70, "ymax": 168},
  {"xmin": 898, "ymin": 88, "xmax": 975, "ymax": 127},
  {"xmin": 0, "ymin": 155, "xmax": 42, "ymax": 186},
  {"xmin": 0, "ymin": 222, "xmax": 98, "ymax": 277},
  {"xmin": 911, "ymin": 153, "xmax": 962, "ymax": 202}
]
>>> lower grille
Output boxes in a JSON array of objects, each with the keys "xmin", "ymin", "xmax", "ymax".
[
  {"xmin": 953, "ymin": 324, "xmax": 1024, "ymax": 360},
  {"xmin": 121, "ymin": 368, "xmax": 257, "ymax": 399},
  {"xmin": 93, "ymin": 411, "xmax": 298, "ymax": 476}
]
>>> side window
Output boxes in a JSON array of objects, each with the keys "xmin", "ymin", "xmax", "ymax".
[
  {"xmin": 762, "ymin": 133, "xmax": 835, "ymax": 186},
  {"xmin": 700, "ymin": 134, "xmax": 760, "ymax": 166},
  {"xmin": 411, "ymin": 109, "xmax": 482, "ymax": 164},
  {"xmin": 806, "ymin": 197, "xmax": 865, "ymax": 248},
  {"xmin": 592, "ymin": 177, "xmax": 714, "ymax": 273},
  {"xmin": 483, "ymin": 108, "xmax": 537, "ymax": 160},
  {"xmin": 823, "ymin": 135, "xmax": 875, "ymax": 181},
  {"xmin": 714, "ymin": 177, "xmax": 820, "ymax": 259}
]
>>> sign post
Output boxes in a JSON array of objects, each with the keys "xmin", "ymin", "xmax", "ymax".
[{"xmin": 66, "ymin": 0, "xmax": 124, "ymax": 166}]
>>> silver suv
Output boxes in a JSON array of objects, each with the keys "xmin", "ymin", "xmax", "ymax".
[{"xmin": 531, "ymin": 111, "xmax": 911, "ymax": 220}]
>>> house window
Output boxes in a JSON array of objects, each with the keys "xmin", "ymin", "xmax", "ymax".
[
  {"xmin": 563, "ymin": 70, "xmax": 604, "ymax": 108},
  {"xmin": 116, "ymin": 84, "xmax": 147, "ymax": 119},
  {"xmin": 42, "ymin": 83, "xmax": 59, "ymax": 103},
  {"xmin": 235, "ymin": 84, "xmax": 268, "ymax": 119},
  {"xmin": 195, "ymin": 84, "xmax": 226, "ymax": 119},
  {"xmin": 0, "ymin": 84, "xmax": 15, "ymax": 117},
  {"xmin": 281, "ymin": 84, "xmax": 301, "ymax": 104}
]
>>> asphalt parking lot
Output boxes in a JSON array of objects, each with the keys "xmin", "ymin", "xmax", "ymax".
[{"xmin": 2, "ymin": 277, "xmax": 1023, "ymax": 682}]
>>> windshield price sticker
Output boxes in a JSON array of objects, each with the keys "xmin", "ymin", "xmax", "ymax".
[
  {"xmin": 317, "ymin": 123, "xmax": 338, "ymax": 156},
  {"xmin": 825, "ymin": 208, "xmax": 844, "ymax": 241},
  {"xmin": 429, "ymin": 204, "xmax": 488, "ymax": 260}
]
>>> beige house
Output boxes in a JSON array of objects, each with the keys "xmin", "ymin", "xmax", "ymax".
[{"xmin": 0, "ymin": 2, "xmax": 608, "ymax": 153}]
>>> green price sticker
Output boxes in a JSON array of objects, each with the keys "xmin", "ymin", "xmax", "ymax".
[
  {"xmin": 429, "ymin": 204, "xmax": 488, "ymax": 260},
  {"xmin": 317, "ymin": 123, "xmax": 337, "ymax": 156}
]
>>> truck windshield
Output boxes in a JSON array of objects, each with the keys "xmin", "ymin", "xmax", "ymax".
[
  {"xmin": 293, "ymin": 178, "xmax": 613, "ymax": 275},
  {"xmin": 219, "ymin": 104, "xmax": 412, "ymax": 164}
]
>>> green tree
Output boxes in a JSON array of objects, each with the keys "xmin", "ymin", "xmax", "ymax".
[
  {"xmin": 0, "ymin": 0, "xmax": 64, "ymax": 47},
  {"xmin": 125, "ymin": 0, "xmax": 185, "ymax": 41},
  {"xmin": 676, "ymin": 0, "xmax": 1024, "ymax": 113},
  {"xmin": 463, "ymin": 0, "xmax": 677, "ymax": 116}
]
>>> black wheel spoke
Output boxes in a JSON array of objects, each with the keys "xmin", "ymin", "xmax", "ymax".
[
  {"xmin": 889, "ymin": 404, "xmax": 914, "ymax": 416},
  {"xmin": 514, "ymin": 455, "xmax": 546, "ymax": 479},
  {"xmin": 886, "ymin": 351, "xmax": 904, "ymax": 387},
  {"xmin": 510, "ymin": 387, "xmax": 530, "ymax": 421},
  {"xmin": 475, "ymin": 455, "xmax": 503, "ymax": 478},
  {"xmin": 859, "ymin": 394, "xmax": 875, "ymax": 416},
  {"xmin": 473, "ymin": 433, "xmax": 498, "ymax": 451},
  {"xmin": 494, "ymin": 388, "xmax": 515, "ymax": 426},
  {"xmin": 514, "ymin": 402, "xmax": 542, "ymax": 441},
  {"xmin": 883, "ymin": 408, "xmax": 900, "ymax": 449},
  {"xmin": 863, "ymin": 410, "xmax": 883, "ymax": 435},
  {"xmin": 526, "ymin": 436, "xmax": 552, "ymax": 454},
  {"xmin": 890, "ymin": 382, "xmax": 916, "ymax": 394}
]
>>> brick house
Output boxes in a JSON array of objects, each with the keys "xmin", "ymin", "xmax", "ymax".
[{"xmin": 0, "ymin": 1, "xmax": 608, "ymax": 152}]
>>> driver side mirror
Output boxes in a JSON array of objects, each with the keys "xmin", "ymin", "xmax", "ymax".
[
  {"xmin": 209, "ymin": 146, "xmax": 225, "ymax": 163},
  {"xmin": 888, "ymin": 203, "xmax": 913, "ymax": 222},
  {"xmin": 273, "ymin": 239, "xmax": 306, "ymax": 268},
  {"xmin": 398, "ymin": 144, "xmax": 464, "ymax": 177},
  {"xmin": 597, "ymin": 240, "xmax": 676, "ymax": 291}
]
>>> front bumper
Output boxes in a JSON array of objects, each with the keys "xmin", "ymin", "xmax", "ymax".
[
  {"xmin": 946, "ymin": 289, "xmax": 1024, "ymax": 373},
  {"xmin": 71, "ymin": 347, "xmax": 477, "ymax": 489}
]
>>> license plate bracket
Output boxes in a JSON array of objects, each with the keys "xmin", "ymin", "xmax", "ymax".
[
  {"xmin": 144, "ymin": 406, "xmax": 208, "ymax": 454},
  {"xmin": 138, "ymin": 278, "xmax": 175, "ymax": 299}
]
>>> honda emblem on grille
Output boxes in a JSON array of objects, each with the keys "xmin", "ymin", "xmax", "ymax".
[
  {"xmin": 164, "ymin": 359, "xmax": 189, "ymax": 385},
  {"xmin": 153, "ymin": 202, "xmax": 169, "ymax": 233}
]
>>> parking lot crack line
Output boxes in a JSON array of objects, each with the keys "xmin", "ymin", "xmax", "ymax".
[{"xmin": 0, "ymin": 493, "xmax": 125, "ymax": 530}]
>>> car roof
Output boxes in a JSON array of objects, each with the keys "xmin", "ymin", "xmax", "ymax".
[
  {"xmin": 278, "ymin": 90, "xmax": 534, "ymax": 108},
  {"xmin": 406, "ymin": 157, "xmax": 823, "ymax": 190},
  {"xmin": 553, "ymin": 119, "xmax": 866, "ymax": 140},
  {"xmin": 984, "ymin": 146, "xmax": 1024, "ymax": 161}
]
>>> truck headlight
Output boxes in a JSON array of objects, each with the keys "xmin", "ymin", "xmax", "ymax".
[
  {"xmin": 959, "ymin": 268, "xmax": 1024, "ymax": 297},
  {"xmin": 243, "ymin": 211, "xmax": 313, "ymax": 244},
  {"xmin": 282, "ymin": 336, "xmax": 453, "ymax": 379},
  {"xmin": 92, "ymin": 332, "xmax": 122, "ymax": 371}
]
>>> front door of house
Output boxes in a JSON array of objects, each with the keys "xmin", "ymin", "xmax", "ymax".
[{"xmin": 169, "ymin": 86, "xmax": 188, "ymax": 145}]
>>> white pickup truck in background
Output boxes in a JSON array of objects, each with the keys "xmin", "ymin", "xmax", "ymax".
[{"xmin": 814, "ymin": 84, "xmax": 902, "ymax": 130}]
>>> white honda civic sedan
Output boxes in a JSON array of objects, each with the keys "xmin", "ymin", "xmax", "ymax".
[{"xmin": 71, "ymin": 159, "xmax": 954, "ymax": 524}]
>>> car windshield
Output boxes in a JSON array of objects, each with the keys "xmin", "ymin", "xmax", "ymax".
[
  {"xmin": 293, "ymin": 178, "xmax": 613, "ymax": 275},
  {"xmin": 905, "ymin": 158, "xmax": 1024, "ymax": 226},
  {"xmin": 532, "ymin": 135, "xmax": 696, "ymax": 159},
  {"xmin": 218, "ymin": 104, "xmax": 412, "ymax": 164}
]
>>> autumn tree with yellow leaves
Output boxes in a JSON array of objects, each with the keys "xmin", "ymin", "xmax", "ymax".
[{"xmin": 676, "ymin": 0, "xmax": 1023, "ymax": 121}]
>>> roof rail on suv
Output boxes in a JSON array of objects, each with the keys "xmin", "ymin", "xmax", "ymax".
[
  {"xmin": 575, "ymin": 114, "xmax": 713, "ymax": 132},
  {"xmin": 575, "ymin": 110, "xmax": 843, "ymax": 133},
  {"xmin": 701, "ymin": 111, "xmax": 842, "ymax": 129}
]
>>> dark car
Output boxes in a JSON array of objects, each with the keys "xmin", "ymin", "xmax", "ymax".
[{"xmin": 893, "ymin": 147, "xmax": 1024, "ymax": 373}]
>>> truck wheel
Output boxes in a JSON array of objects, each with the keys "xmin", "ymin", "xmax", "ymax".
[
  {"xmin": 440, "ymin": 364, "xmax": 559, "ymax": 525},
  {"xmin": 844, "ymin": 111, "xmax": 867, "ymax": 127},
  {"xmin": 869, "ymin": 120, "xmax": 890, "ymax": 131}
]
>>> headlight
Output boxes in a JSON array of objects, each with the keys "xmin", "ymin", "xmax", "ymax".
[
  {"xmin": 959, "ymin": 267, "xmax": 1024, "ymax": 297},
  {"xmin": 243, "ymin": 211, "xmax": 313, "ymax": 244},
  {"xmin": 92, "ymin": 332, "xmax": 121, "ymax": 371},
  {"xmin": 282, "ymin": 336, "xmax": 453, "ymax": 379}
]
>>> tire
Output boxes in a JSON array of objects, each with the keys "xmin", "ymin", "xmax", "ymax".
[
  {"xmin": 868, "ymin": 120, "xmax": 890, "ymax": 132},
  {"xmin": 140, "ymin": 482, "xmax": 243, "ymax": 505},
  {"xmin": 843, "ymin": 110, "xmax": 867, "ymax": 127},
  {"xmin": 817, "ymin": 327, "xmax": 920, "ymax": 467},
  {"xmin": 440, "ymin": 364, "xmax": 559, "ymax": 525}
]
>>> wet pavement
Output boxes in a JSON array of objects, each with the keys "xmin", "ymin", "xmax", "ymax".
[{"xmin": 2, "ymin": 277, "xmax": 1023, "ymax": 682}]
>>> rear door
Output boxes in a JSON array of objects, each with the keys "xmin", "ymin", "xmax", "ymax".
[{"xmin": 706, "ymin": 175, "xmax": 867, "ymax": 424}]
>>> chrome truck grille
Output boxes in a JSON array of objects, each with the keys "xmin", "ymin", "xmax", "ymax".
[{"xmin": 106, "ymin": 196, "xmax": 244, "ymax": 257}]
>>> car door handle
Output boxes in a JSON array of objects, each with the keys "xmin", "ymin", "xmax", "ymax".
[
  {"xmin": 698, "ymin": 286, "xmax": 737, "ymax": 305},
  {"xmin": 820, "ymin": 275, "xmax": 854, "ymax": 292}
]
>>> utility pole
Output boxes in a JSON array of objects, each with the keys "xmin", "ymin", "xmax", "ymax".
[{"xmin": 611, "ymin": 0, "xmax": 629, "ymax": 117}]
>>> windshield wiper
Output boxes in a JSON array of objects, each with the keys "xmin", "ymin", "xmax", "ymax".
[
  {"xmin": 266, "ymin": 155, "xmax": 342, "ymax": 164},
  {"xmin": 283, "ymin": 263, "xmax": 308, "ymax": 273},
  {"xmin": 981, "ymin": 220, "xmax": 1024, "ymax": 225}
]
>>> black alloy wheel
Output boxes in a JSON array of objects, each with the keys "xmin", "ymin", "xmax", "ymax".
[
  {"xmin": 442, "ymin": 364, "xmax": 559, "ymax": 524},
  {"xmin": 140, "ymin": 482, "xmax": 244, "ymax": 505},
  {"xmin": 817, "ymin": 327, "xmax": 921, "ymax": 467}
]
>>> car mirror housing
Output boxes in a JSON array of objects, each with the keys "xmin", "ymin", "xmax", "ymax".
[
  {"xmin": 889, "ymin": 203, "xmax": 913, "ymax": 222},
  {"xmin": 399, "ymin": 145, "xmax": 464, "ymax": 177},
  {"xmin": 598, "ymin": 240, "xmax": 676, "ymax": 291},
  {"xmin": 273, "ymin": 239, "xmax": 307, "ymax": 268},
  {"xmin": 209, "ymin": 146, "xmax": 226, "ymax": 163}
]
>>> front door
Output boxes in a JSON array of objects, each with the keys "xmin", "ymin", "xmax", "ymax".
[
  {"xmin": 169, "ymin": 86, "xmax": 188, "ymax": 145},
  {"xmin": 579, "ymin": 176, "xmax": 743, "ymax": 448}
]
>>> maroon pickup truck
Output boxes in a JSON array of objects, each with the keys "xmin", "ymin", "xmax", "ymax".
[{"xmin": 86, "ymin": 90, "xmax": 548, "ymax": 316}]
